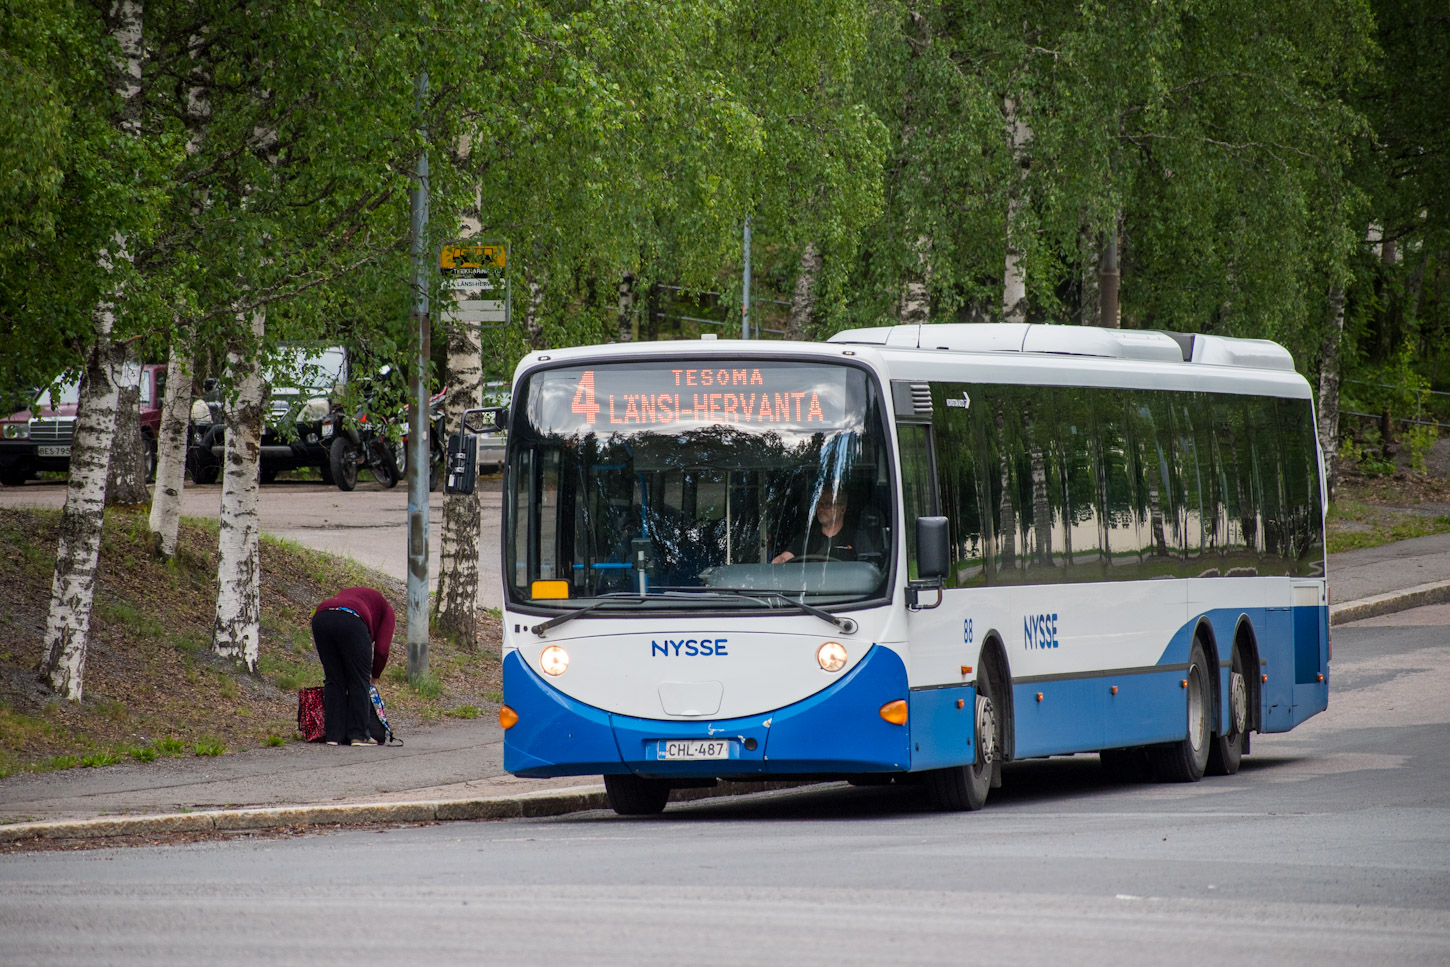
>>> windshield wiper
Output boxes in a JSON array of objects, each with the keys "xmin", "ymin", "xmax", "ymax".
[
  {"xmin": 648, "ymin": 586, "xmax": 858, "ymax": 635},
  {"xmin": 530, "ymin": 593, "xmax": 645, "ymax": 638}
]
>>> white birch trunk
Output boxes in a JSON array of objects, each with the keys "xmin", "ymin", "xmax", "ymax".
[
  {"xmin": 106, "ymin": 356, "xmax": 149, "ymax": 505},
  {"xmin": 1080, "ymin": 229, "xmax": 1100, "ymax": 326},
  {"xmin": 39, "ymin": 320, "xmax": 123, "ymax": 700},
  {"xmin": 148, "ymin": 31, "xmax": 210, "ymax": 557},
  {"xmin": 435, "ymin": 312, "xmax": 484, "ymax": 642},
  {"xmin": 1002, "ymin": 95, "xmax": 1032, "ymax": 324},
  {"xmin": 1098, "ymin": 219, "xmax": 1121, "ymax": 329},
  {"xmin": 1318, "ymin": 284, "xmax": 1347, "ymax": 497},
  {"xmin": 616, "ymin": 273, "xmax": 637, "ymax": 343},
  {"xmin": 38, "ymin": 0, "xmax": 143, "ymax": 700},
  {"xmin": 213, "ymin": 309, "xmax": 265, "ymax": 671},
  {"xmin": 524, "ymin": 269, "xmax": 546, "ymax": 349},
  {"xmin": 899, "ymin": 237, "xmax": 932, "ymax": 325},
  {"xmin": 148, "ymin": 340, "xmax": 193, "ymax": 558},
  {"xmin": 786, "ymin": 243, "xmax": 822, "ymax": 339}
]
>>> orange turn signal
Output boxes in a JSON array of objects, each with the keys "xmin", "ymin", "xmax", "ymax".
[
  {"xmin": 879, "ymin": 699, "xmax": 908, "ymax": 726},
  {"xmin": 499, "ymin": 705, "xmax": 519, "ymax": 730}
]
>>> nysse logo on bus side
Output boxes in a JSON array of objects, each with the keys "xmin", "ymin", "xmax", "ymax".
[
  {"xmin": 1024, "ymin": 613, "xmax": 1060, "ymax": 650},
  {"xmin": 651, "ymin": 638, "xmax": 730, "ymax": 657}
]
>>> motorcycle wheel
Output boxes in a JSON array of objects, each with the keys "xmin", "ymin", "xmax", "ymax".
[
  {"xmin": 369, "ymin": 440, "xmax": 400, "ymax": 489},
  {"xmin": 330, "ymin": 438, "xmax": 359, "ymax": 492}
]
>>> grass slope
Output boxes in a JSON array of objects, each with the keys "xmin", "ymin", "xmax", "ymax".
[{"xmin": 0, "ymin": 507, "xmax": 501, "ymax": 779}]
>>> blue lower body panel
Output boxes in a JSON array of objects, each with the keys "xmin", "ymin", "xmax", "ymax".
[{"xmin": 503, "ymin": 645, "xmax": 915, "ymax": 779}]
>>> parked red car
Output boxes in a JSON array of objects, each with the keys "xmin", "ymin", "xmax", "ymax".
[{"xmin": 0, "ymin": 363, "xmax": 166, "ymax": 487}]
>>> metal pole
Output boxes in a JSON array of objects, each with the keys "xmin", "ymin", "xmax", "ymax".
[
  {"xmin": 406, "ymin": 72, "xmax": 430, "ymax": 682},
  {"xmin": 741, "ymin": 217, "xmax": 752, "ymax": 340}
]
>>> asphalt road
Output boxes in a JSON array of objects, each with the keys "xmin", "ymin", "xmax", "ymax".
[{"xmin": 1, "ymin": 605, "xmax": 1446, "ymax": 966}]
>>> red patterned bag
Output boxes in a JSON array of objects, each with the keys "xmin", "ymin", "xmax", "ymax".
[{"xmin": 297, "ymin": 686, "xmax": 326, "ymax": 742}]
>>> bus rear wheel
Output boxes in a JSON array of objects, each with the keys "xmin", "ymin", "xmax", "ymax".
[
  {"xmin": 1150, "ymin": 639, "xmax": 1212, "ymax": 783},
  {"xmin": 1207, "ymin": 645, "xmax": 1248, "ymax": 776},
  {"xmin": 604, "ymin": 774, "xmax": 670, "ymax": 816}
]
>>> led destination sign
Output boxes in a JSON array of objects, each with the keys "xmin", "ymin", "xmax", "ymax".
[{"xmin": 531, "ymin": 363, "xmax": 853, "ymax": 434}]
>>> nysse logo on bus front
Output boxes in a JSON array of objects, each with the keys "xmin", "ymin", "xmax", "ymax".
[{"xmin": 651, "ymin": 638, "xmax": 730, "ymax": 657}]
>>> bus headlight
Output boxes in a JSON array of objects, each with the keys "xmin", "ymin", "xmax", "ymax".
[
  {"xmin": 817, "ymin": 641, "xmax": 848, "ymax": 673},
  {"xmin": 540, "ymin": 645, "xmax": 569, "ymax": 676}
]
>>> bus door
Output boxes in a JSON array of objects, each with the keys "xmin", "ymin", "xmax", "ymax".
[
  {"xmin": 895, "ymin": 385, "xmax": 973, "ymax": 770},
  {"xmin": 1261, "ymin": 603, "xmax": 1295, "ymax": 731}
]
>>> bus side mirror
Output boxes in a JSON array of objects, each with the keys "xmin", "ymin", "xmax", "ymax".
[
  {"xmin": 445, "ymin": 432, "xmax": 477, "ymax": 495},
  {"xmin": 915, "ymin": 516, "xmax": 949, "ymax": 581}
]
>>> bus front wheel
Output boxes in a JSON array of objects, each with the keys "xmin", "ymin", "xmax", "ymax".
[
  {"xmin": 925, "ymin": 671, "xmax": 999, "ymax": 811},
  {"xmin": 1150, "ymin": 639, "xmax": 1212, "ymax": 782},
  {"xmin": 604, "ymin": 774, "xmax": 670, "ymax": 816}
]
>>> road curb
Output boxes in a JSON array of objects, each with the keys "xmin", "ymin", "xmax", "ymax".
[
  {"xmin": 1330, "ymin": 580, "xmax": 1450, "ymax": 625},
  {"xmin": 0, "ymin": 780, "xmax": 814, "ymax": 847}
]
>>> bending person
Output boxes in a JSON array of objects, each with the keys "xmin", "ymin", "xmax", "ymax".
[{"xmin": 312, "ymin": 586, "xmax": 395, "ymax": 746}]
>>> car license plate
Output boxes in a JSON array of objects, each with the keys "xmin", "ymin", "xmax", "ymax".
[
  {"xmin": 655, "ymin": 739, "xmax": 734, "ymax": 761},
  {"xmin": 37, "ymin": 445, "xmax": 70, "ymax": 457}
]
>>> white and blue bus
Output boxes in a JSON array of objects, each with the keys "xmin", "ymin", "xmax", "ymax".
[{"xmin": 451, "ymin": 323, "xmax": 1328, "ymax": 814}]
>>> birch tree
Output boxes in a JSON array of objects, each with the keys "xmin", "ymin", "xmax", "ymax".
[
  {"xmin": 148, "ymin": 339, "xmax": 192, "ymax": 558},
  {"xmin": 38, "ymin": 0, "xmax": 149, "ymax": 700},
  {"xmin": 212, "ymin": 310, "xmax": 266, "ymax": 670},
  {"xmin": 434, "ymin": 307, "xmax": 485, "ymax": 642}
]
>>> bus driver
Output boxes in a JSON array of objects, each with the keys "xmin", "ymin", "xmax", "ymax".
[{"xmin": 772, "ymin": 488, "xmax": 880, "ymax": 564}]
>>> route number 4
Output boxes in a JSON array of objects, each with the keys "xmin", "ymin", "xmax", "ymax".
[{"xmin": 571, "ymin": 370, "xmax": 600, "ymax": 424}]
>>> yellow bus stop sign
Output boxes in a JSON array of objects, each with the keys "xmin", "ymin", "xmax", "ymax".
[{"xmin": 440, "ymin": 244, "xmax": 506, "ymax": 275}]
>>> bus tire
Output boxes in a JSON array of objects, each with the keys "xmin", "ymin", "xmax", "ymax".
[
  {"xmin": 1207, "ymin": 644, "xmax": 1248, "ymax": 776},
  {"xmin": 604, "ymin": 774, "xmax": 670, "ymax": 816},
  {"xmin": 925, "ymin": 670, "xmax": 998, "ymax": 812},
  {"xmin": 1150, "ymin": 639, "xmax": 1212, "ymax": 783}
]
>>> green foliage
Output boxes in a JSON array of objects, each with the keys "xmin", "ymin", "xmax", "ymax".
[
  {"xmin": 444, "ymin": 704, "xmax": 480, "ymax": 720},
  {"xmin": 408, "ymin": 672, "xmax": 443, "ymax": 701},
  {"xmin": 1405, "ymin": 425, "xmax": 1438, "ymax": 474},
  {"xmin": 193, "ymin": 739, "xmax": 225, "ymax": 757}
]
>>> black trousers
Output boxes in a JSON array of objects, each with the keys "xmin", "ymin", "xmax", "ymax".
[{"xmin": 311, "ymin": 609, "xmax": 373, "ymax": 744}]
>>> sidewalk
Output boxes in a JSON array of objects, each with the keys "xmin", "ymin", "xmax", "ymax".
[{"xmin": 3, "ymin": 537, "xmax": 1449, "ymax": 846}]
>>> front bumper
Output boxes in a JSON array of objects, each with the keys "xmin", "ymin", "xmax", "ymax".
[{"xmin": 501, "ymin": 644, "xmax": 932, "ymax": 779}]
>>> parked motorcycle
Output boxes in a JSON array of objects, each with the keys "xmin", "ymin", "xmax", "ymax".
[{"xmin": 320, "ymin": 367, "xmax": 404, "ymax": 492}]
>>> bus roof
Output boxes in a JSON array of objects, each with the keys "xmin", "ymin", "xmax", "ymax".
[
  {"xmin": 513, "ymin": 325, "xmax": 1312, "ymax": 401},
  {"xmin": 829, "ymin": 323, "xmax": 1295, "ymax": 371}
]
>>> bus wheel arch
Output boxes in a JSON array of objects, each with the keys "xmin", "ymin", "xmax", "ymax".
[
  {"xmin": 978, "ymin": 634, "xmax": 1013, "ymax": 777},
  {"xmin": 1192, "ymin": 618, "xmax": 1223, "ymax": 734},
  {"xmin": 1233, "ymin": 616, "xmax": 1262, "ymax": 734}
]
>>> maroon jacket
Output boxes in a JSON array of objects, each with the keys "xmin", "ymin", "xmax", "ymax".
[{"xmin": 317, "ymin": 587, "xmax": 395, "ymax": 679}]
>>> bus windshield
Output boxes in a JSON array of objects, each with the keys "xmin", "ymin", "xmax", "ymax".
[{"xmin": 506, "ymin": 359, "xmax": 894, "ymax": 611}]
